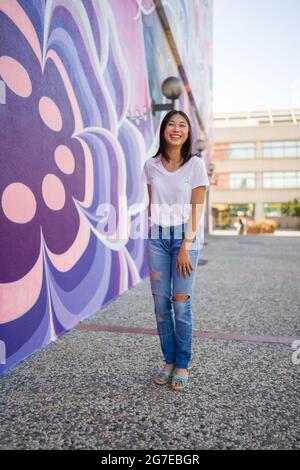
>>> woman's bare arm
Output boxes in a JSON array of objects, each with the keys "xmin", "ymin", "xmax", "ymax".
[{"xmin": 181, "ymin": 186, "xmax": 206, "ymax": 250}]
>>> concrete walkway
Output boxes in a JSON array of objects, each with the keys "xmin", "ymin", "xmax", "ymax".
[
  {"xmin": 0, "ymin": 234, "xmax": 299, "ymax": 450},
  {"xmin": 212, "ymin": 229, "xmax": 300, "ymax": 237}
]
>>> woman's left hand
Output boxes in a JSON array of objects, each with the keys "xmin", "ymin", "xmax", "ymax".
[{"xmin": 176, "ymin": 246, "xmax": 194, "ymax": 278}]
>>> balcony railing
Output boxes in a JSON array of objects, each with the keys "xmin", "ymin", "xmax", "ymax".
[
  {"xmin": 213, "ymin": 142, "xmax": 300, "ymax": 160},
  {"xmin": 213, "ymin": 172, "xmax": 300, "ymax": 190}
]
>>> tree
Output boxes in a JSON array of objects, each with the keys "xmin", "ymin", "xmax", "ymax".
[{"xmin": 282, "ymin": 198, "xmax": 300, "ymax": 217}]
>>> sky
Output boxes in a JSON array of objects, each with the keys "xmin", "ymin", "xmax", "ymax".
[{"xmin": 213, "ymin": 0, "xmax": 300, "ymax": 114}]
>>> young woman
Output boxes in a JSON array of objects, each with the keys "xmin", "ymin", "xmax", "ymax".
[{"xmin": 143, "ymin": 110, "xmax": 210, "ymax": 391}]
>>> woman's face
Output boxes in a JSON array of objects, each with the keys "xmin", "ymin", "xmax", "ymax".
[{"xmin": 164, "ymin": 114, "xmax": 189, "ymax": 149}]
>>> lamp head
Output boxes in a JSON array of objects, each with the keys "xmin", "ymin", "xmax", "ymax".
[{"xmin": 161, "ymin": 77, "xmax": 182, "ymax": 100}]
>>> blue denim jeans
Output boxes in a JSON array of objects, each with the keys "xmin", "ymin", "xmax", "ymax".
[{"xmin": 147, "ymin": 223, "xmax": 200, "ymax": 369}]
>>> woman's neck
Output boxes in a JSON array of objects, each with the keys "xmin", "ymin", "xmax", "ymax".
[{"xmin": 164, "ymin": 147, "xmax": 182, "ymax": 163}]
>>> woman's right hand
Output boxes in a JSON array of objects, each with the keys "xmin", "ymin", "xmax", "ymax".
[{"xmin": 176, "ymin": 246, "xmax": 194, "ymax": 278}]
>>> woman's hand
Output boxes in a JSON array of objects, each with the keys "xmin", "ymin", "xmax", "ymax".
[{"xmin": 176, "ymin": 245, "xmax": 194, "ymax": 278}]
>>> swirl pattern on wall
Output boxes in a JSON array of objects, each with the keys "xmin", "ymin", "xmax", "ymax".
[{"xmin": 0, "ymin": 0, "xmax": 155, "ymax": 374}]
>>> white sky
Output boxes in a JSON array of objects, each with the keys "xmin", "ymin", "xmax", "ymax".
[{"xmin": 213, "ymin": 0, "xmax": 300, "ymax": 113}]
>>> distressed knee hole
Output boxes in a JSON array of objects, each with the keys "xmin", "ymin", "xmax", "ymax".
[
  {"xmin": 172, "ymin": 293, "xmax": 190, "ymax": 302},
  {"xmin": 150, "ymin": 271, "xmax": 161, "ymax": 281},
  {"xmin": 152, "ymin": 291, "xmax": 165, "ymax": 297}
]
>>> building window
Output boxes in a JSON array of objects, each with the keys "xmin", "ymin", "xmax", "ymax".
[
  {"xmin": 212, "ymin": 204, "xmax": 254, "ymax": 229},
  {"xmin": 264, "ymin": 203, "xmax": 283, "ymax": 217},
  {"xmin": 264, "ymin": 201, "xmax": 300, "ymax": 217},
  {"xmin": 263, "ymin": 172, "xmax": 300, "ymax": 188},
  {"xmin": 262, "ymin": 141, "xmax": 300, "ymax": 158},
  {"xmin": 228, "ymin": 143, "xmax": 255, "ymax": 159},
  {"xmin": 229, "ymin": 173, "xmax": 256, "ymax": 189}
]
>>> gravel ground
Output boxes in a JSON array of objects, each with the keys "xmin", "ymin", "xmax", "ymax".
[
  {"xmin": 85, "ymin": 234, "xmax": 300, "ymax": 337},
  {"xmin": 0, "ymin": 234, "xmax": 299, "ymax": 450}
]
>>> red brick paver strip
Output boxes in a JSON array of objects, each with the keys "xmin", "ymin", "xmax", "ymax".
[{"xmin": 75, "ymin": 323, "xmax": 299, "ymax": 346}]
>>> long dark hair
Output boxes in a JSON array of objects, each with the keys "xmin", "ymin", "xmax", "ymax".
[{"xmin": 152, "ymin": 110, "xmax": 193, "ymax": 167}]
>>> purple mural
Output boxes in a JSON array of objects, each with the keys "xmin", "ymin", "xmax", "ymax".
[
  {"xmin": 0, "ymin": 0, "xmax": 212, "ymax": 376},
  {"xmin": 0, "ymin": 0, "xmax": 156, "ymax": 375}
]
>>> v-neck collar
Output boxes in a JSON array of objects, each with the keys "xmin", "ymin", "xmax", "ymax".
[{"xmin": 158, "ymin": 154, "xmax": 184, "ymax": 174}]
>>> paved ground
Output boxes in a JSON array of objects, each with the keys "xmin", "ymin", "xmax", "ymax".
[
  {"xmin": 212, "ymin": 229, "xmax": 300, "ymax": 237},
  {"xmin": 0, "ymin": 234, "xmax": 299, "ymax": 450}
]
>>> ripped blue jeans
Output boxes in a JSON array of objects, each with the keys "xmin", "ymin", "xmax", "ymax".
[{"xmin": 147, "ymin": 223, "xmax": 200, "ymax": 369}]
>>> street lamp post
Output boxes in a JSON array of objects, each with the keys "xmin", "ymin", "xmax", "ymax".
[
  {"xmin": 195, "ymin": 140, "xmax": 215, "ymax": 240},
  {"xmin": 207, "ymin": 162, "xmax": 215, "ymax": 235}
]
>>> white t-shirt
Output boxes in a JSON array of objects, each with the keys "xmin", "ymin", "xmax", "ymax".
[{"xmin": 142, "ymin": 154, "xmax": 210, "ymax": 227}]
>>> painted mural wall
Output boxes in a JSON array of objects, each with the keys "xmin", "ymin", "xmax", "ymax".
[
  {"xmin": 0, "ymin": 0, "xmax": 213, "ymax": 376},
  {"xmin": 162, "ymin": 0, "xmax": 213, "ymax": 142}
]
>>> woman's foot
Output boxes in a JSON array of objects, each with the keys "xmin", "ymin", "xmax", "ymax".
[
  {"xmin": 152, "ymin": 364, "xmax": 175, "ymax": 385},
  {"xmin": 170, "ymin": 368, "xmax": 189, "ymax": 391}
]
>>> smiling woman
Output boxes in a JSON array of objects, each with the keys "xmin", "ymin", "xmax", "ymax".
[
  {"xmin": 164, "ymin": 115, "xmax": 189, "ymax": 149},
  {"xmin": 153, "ymin": 110, "xmax": 192, "ymax": 167},
  {"xmin": 142, "ymin": 110, "xmax": 210, "ymax": 391}
]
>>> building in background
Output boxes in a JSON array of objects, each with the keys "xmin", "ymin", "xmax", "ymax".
[
  {"xmin": 0, "ymin": 0, "xmax": 213, "ymax": 376},
  {"xmin": 211, "ymin": 109, "xmax": 300, "ymax": 230}
]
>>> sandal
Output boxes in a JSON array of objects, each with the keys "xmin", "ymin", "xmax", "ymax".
[
  {"xmin": 171, "ymin": 373, "xmax": 189, "ymax": 392},
  {"xmin": 152, "ymin": 367, "xmax": 175, "ymax": 386}
]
